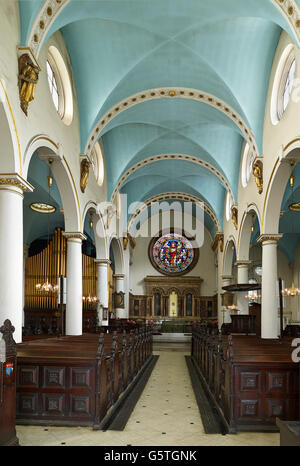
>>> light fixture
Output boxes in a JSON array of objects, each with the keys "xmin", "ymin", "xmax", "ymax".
[
  {"xmin": 245, "ymin": 290, "xmax": 261, "ymax": 301},
  {"xmin": 282, "ymin": 284, "xmax": 300, "ymax": 297},
  {"xmin": 283, "ymin": 162, "xmax": 300, "ymax": 297},
  {"xmin": 251, "ymin": 214, "xmax": 255, "ymax": 233},
  {"xmin": 30, "ymin": 202, "xmax": 56, "ymax": 214},
  {"xmin": 83, "ymin": 295, "xmax": 99, "ymax": 304},
  {"xmin": 35, "ymin": 159, "xmax": 58, "ymax": 294},
  {"xmin": 289, "ymin": 202, "xmax": 300, "ymax": 212}
]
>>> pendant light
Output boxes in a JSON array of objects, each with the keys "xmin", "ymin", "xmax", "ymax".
[
  {"xmin": 35, "ymin": 159, "xmax": 58, "ymax": 294},
  {"xmin": 282, "ymin": 161, "xmax": 300, "ymax": 296}
]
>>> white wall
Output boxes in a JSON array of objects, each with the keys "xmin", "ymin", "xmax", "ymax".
[{"xmin": 130, "ymin": 227, "xmax": 217, "ymax": 296}]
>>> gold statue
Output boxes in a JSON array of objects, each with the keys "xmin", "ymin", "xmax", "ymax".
[
  {"xmin": 253, "ymin": 159, "xmax": 263, "ymax": 194},
  {"xmin": 80, "ymin": 159, "xmax": 90, "ymax": 193},
  {"xmin": 219, "ymin": 236, "xmax": 224, "ymax": 253},
  {"xmin": 231, "ymin": 206, "xmax": 238, "ymax": 230},
  {"xmin": 123, "ymin": 236, "xmax": 128, "ymax": 250},
  {"xmin": 18, "ymin": 54, "xmax": 40, "ymax": 116}
]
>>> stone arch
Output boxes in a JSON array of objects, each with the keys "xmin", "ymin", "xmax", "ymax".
[
  {"xmin": 23, "ymin": 135, "xmax": 82, "ymax": 232},
  {"xmin": 86, "ymin": 88, "xmax": 259, "ymax": 160},
  {"xmin": 263, "ymin": 143, "xmax": 300, "ymax": 234},
  {"xmin": 127, "ymin": 192, "xmax": 221, "ymax": 236},
  {"xmin": 82, "ymin": 200, "xmax": 109, "ymax": 260},
  {"xmin": 223, "ymin": 236, "xmax": 237, "ymax": 276},
  {"xmin": 112, "ymin": 155, "xmax": 234, "ymax": 204},
  {"xmin": 0, "ymin": 78, "xmax": 22, "ymax": 174},
  {"xmin": 109, "ymin": 236, "xmax": 124, "ymax": 275},
  {"xmin": 238, "ymin": 203, "xmax": 262, "ymax": 260}
]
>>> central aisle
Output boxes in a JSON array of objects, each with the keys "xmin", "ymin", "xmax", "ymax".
[{"xmin": 16, "ymin": 350, "xmax": 280, "ymax": 446}]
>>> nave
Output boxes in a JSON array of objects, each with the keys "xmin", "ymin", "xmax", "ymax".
[{"xmin": 15, "ymin": 346, "xmax": 279, "ymax": 447}]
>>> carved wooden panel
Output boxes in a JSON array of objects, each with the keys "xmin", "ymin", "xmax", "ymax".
[
  {"xmin": 70, "ymin": 395, "xmax": 91, "ymax": 417},
  {"xmin": 17, "ymin": 393, "xmax": 38, "ymax": 414},
  {"xmin": 239, "ymin": 399, "xmax": 260, "ymax": 419},
  {"xmin": 70, "ymin": 368, "xmax": 93, "ymax": 389},
  {"xmin": 43, "ymin": 367, "xmax": 65, "ymax": 388},
  {"xmin": 42, "ymin": 393, "xmax": 65, "ymax": 415},
  {"xmin": 266, "ymin": 371, "xmax": 291, "ymax": 394},
  {"xmin": 240, "ymin": 372, "xmax": 261, "ymax": 392},
  {"xmin": 266, "ymin": 398, "xmax": 288, "ymax": 420},
  {"xmin": 18, "ymin": 366, "xmax": 39, "ymax": 388}
]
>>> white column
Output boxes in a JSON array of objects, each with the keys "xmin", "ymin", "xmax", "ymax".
[
  {"xmin": 0, "ymin": 175, "xmax": 33, "ymax": 342},
  {"xmin": 114, "ymin": 274, "xmax": 127, "ymax": 319},
  {"xmin": 258, "ymin": 234, "xmax": 282, "ymax": 339},
  {"xmin": 235, "ymin": 261, "xmax": 252, "ymax": 315},
  {"xmin": 95, "ymin": 259, "xmax": 110, "ymax": 326},
  {"xmin": 64, "ymin": 232, "xmax": 86, "ymax": 335},
  {"xmin": 222, "ymin": 275, "xmax": 233, "ymax": 324}
]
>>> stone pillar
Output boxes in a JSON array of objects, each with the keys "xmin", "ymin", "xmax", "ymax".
[
  {"xmin": 63, "ymin": 232, "xmax": 86, "ymax": 335},
  {"xmin": 258, "ymin": 234, "xmax": 282, "ymax": 339},
  {"xmin": 221, "ymin": 275, "xmax": 233, "ymax": 324},
  {"xmin": 235, "ymin": 260, "xmax": 252, "ymax": 315},
  {"xmin": 95, "ymin": 259, "xmax": 110, "ymax": 326},
  {"xmin": 0, "ymin": 175, "xmax": 33, "ymax": 342}
]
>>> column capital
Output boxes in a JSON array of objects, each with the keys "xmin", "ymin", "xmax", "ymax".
[
  {"xmin": 257, "ymin": 234, "xmax": 283, "ymax": 245},
  {"xmin": 0, "ymin": 173, "xmax": 34, "ymax": 193},
  {"xmin": 63, "ymin": 232, "xmax": 87, "ymax": 242},
  {"xmin": 94, "ymin": 259, "xmax": 111, "ymax": 266},
  {"xmin": 234, "ymin": 260, "xmax": 252, "ymax": 268},
  {"xmin": 113, "ymin": 274, "xmax": 125, "ymax": 279}
]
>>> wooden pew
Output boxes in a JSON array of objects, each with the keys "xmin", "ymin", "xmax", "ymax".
[
  {"xmin": 0, "ymin": 320, "xmax": 19, "ymax": 446},
  {"xmin": 16, "ymin": 327, "xmax": 153, "ymax": 428},
  {"xmin": 191, "ymin": 324, "xmax": 299, "ymax": 433}
]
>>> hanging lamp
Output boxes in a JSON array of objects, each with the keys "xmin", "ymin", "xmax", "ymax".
[
  {"xmin": 282, "ymin": 161, "xmax": 300, "ymax": 297},
  {"xmin": 35, "ymin": 159, "xmax": 58, "ymax": 294}
]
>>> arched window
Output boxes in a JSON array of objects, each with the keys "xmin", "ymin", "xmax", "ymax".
[
  {"xmin": 225, "ymin": 191, "xmax": 233, "ymax": 222},
  {"xmin": 90, "ymin": 141, "xmax": 104, "ymax": 186},
  {"xmin": 271, "ymin": 44, "xmax": 296, "ymax": 125},
  {"xmin": 241, "ymin": 142, "xmax": 254, "ymax": 188},
  {"xmin": 46, "ymin": 60, "xmax": 59, "ymax": 111},
  {"xmin": 46, "ymin": 46, "xmax": 73, "ymax": 126}
]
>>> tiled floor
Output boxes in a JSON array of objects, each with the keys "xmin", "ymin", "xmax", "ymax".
[{"xmin": 16, "ymin": 350, "xmax": 280, "ymax": 446}]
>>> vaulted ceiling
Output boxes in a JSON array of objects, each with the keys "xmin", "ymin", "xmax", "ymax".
[{"xmin": 19, "ymin": 0, "xmax": 298, "ymax": 237}]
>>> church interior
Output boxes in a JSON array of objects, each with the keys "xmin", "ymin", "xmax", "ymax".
[{"xmin": 1, "ymin": 0, "xmax": 300, "ymax": 448}]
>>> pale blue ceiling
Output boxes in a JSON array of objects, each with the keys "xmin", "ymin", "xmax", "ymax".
[{"xmin": 18, "ymin": 0, "xmax": 298, "ymax": 237}]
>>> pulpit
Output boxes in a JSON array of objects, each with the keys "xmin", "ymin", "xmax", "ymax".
[{"xmin": 230, "ymin": 314, "xmax": 256, "ymax": 334}]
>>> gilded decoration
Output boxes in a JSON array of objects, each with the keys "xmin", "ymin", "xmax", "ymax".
[
  {"xmin": 80, "ymin": 158, "xmax": 90, "ymax": 193},
  {"xmin": 253, "ymin": 159, "xmax": 263, "ymax": 194},
  {"xmin": 231, "ymin": 206, "xmax": 238, "ymax": 230},
  {"xmin": 0, "ymin": 174, "xmax": 34, "ymax": 193},
  {"xmin": 18, "ymin": 54, "xmax": 40, "ymax": 116}
]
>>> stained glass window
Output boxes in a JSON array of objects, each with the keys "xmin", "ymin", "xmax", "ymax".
[{"xmin": 151, "ymin": 233, "xmax": 195, "ymax": 275}]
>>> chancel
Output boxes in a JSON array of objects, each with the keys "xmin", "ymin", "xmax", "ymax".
[{"xmin": 1, "ymin": 0, "xmax": 300, "ymax": 448}]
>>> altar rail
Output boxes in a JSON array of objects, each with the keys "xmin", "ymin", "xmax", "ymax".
[
  {"xmin": 191, "ymin": 324, "xmax": 299, "ymax": 433},
  {"xmin": 16, "ymin": 327, "xmax": 153, "ymax": 428}
]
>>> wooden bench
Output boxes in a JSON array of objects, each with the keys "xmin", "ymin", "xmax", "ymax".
[
  {"xmin": 16, "ymin": 327, "xmax": 153, "ymax": 428},
  {"xmin": 192, "ymin": 324, "xmax": 299, "ymax": 433}
]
